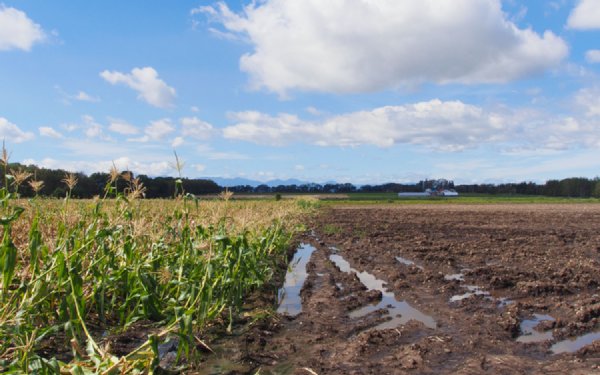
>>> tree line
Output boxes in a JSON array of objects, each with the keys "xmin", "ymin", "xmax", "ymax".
[
  {"xmin": 232, "ymin": 178, "xmax": 600, "ymax": 198},
  {"xmin": 2, "ymin": 163, "xmax": 221, "ymax": 198},
  {"xmin": 3, "ymin": 163, "xmax": 600, "ymax": 198}
]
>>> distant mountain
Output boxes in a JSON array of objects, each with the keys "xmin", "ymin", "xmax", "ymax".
[
  {"xmin": 206, "ymin": 177, "xmax": 263, "ymax": 187},
  {"xmin": 265, "ymin": 178, "xmax": 310, "ymax": 186},
  {"xmin": 206, "ymin": 177, "xmax": 315, "ymax": 188}
]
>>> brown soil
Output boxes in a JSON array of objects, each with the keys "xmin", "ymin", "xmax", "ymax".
[{"xmin": 199, "ymin": 204, "xmax": 600, "ymax": 374}]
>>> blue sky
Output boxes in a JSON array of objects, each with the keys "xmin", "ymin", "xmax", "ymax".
[{"xmin": 1, "ymin": 0, "xmax": 600, "ymax": 184}]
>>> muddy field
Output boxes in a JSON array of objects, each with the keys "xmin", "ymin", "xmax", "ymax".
[{"xmin": 202, "ymin": 204, "xmax": 600, "ymax": 374}]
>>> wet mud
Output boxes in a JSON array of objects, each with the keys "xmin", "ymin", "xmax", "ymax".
[{"xmin": 202, "ymin": 204, "xmax": 600, "ymax": 374}]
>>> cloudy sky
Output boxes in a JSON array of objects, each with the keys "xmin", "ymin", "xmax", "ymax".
[{"xmin": 1, "ymin": 0, "xmax": 600, "ymax": 184}]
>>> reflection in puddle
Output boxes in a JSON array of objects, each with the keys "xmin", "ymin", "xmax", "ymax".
[
  {"xmin": 396, "ymin": 256, "xmax": 424, "ymax": 270},
  {"xmin": 450, "ymin": 285, "xmax": 491, "ymax": 302},
  {"xmin": 516, "ymin": 314, "xmax": 555, "ymax": 343},
  {"xmin": 277, "ymin": 243, "xmax": 316, "ymax": 316},
  {"xmin": 444, "ymin": 273, "xmax": 464, "ymax": 281},
  {"xmin": 551, "ymin": 331, "xmax": 600, "ymax": 354},
  {"xmin": 497, "ymin": 297, "xmax": 514, "ymax": 308},
  {"xmin": 330, "ymin": 254, "xmax": 436, "ymax": 329}
]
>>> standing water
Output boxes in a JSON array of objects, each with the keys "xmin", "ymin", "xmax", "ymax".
[
  {"xmin": 516, "ymin": 314, "xmax": 555, "ymax": 343},
  {"xmin": 330, "ymin": 254, "xmax": 436, "ymax": 329},
  {"xmin": 551, "ymin": 331, "xmax": 600, "ymax": 354},
  {"xmin": 277, "ymin": 243, "xmax": 316, "ymax": 316}
]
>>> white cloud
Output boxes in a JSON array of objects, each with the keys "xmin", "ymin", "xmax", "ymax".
[
  {"xmin": 222, "ymin": 98, "xmax": 600, "ymax": 153},
  {"xmin": 0, "ymin": 117, "xmax": 34, "ymax": 143},
  {"xmin": 575, "ymin": 87, "xmax": 600, "ymax": 117},
  {"xmin": 190, "ymin": 106, "xmax": 200, "ymax": 112},
  {"xmin": 82, "ymin": 115, "xmax": 104, "ymax": 138},
  {"xmin": 200, "ymin": 0, "xmax": 568, "ymax": 95},
  {"xmin": 585, "ymin": 49, "xmax": 600, "ymax": 63},
  {"xmin": 207, "ymin": 152, "xmax": 249, "ymax": 160},
  {"xmin": 127, "ymin": 118, "xmax": 176, "ymax": 143},
  {"xmin": 108, "ymin": 118, "xmax": 139, "ymax": 135},
  {"xmin": 567, "ymin": 0, "xmax": 600, "ymax": 29},
  {"xmin": 191, "ymin": 6, "xmax": 216, "ymax": 16},
  {"xmin": 0, "ymin": 5, "xmax": 45, "ymax": 51},
  {"xmin": 39, "ymin": 126, "xmax": 63, "ymax": 138},
  {"xmin": 100, "ymin": 67, "xmax": 176, "ymax": 108},
  {"xmin": 180, "ymin": 117, "xmax": 214, "ymax": 140},
  {"xmin": 171, "ymin": 136, "xmax": 184, "ymax": 147},
  {"xmin": 194, "ymin": 163, "xmax": 206, "ymax": 172},
  {"xmin": 26, "ymin": 157, "xmax": 173, "ymax": 177},
  {"xmin": 55, "ymin": 86, "xmax": 100, "ymax": 104},
  {"xmin": 61, "ymin": 123, "xmax": 79, "ymax": 132},
  {"xmin": 145, "ymin": 118, "xmax": 175, "ymax": 140},
  {"xmin": 306, "ymin": 106, "xmax": 323, "ymax": 116},
  {"xmin": 224, "ymin": 100, "xmax": 509, "ymax": 151},
  {"xmin": 74, "ymin": 91, "xmax": 100, "ymax": 102}
]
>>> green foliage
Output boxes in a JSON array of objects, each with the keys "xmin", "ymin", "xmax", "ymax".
[
  {"xmin": 323, "ymin": 224, "xmax": 341, "ymax": 235},
  {"xmin": 0, "ymin": 175, "xmax": 303, "ymax": 373}
]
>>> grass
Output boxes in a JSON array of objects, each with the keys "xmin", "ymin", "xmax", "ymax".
[{"xmin": 0, "ymin": 157, "xmax": 315, "ymax": 373}]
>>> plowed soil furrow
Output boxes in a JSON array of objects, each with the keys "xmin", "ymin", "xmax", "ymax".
[{"xmin": 205, "ymin": 204, "xmax": 600, "ymax": 374}]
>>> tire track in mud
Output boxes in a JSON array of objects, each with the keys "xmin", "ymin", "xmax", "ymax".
[{"xmin": 256, "ymin": 205, "xmax": 600, "ymax": 374}]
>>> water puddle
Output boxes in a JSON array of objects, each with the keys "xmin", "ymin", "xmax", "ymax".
[
  {"xmin": 551, "ymin": 331, "xmax": 600, "ymax": 354},
  {"xmin": 330, "ymin": 254, "xmax": 436, "ymax": 329},
  {"xmin": 450, "ymin": 285, "xmax": 491, "ymax": 302},
  {"xmin": 277, "ymin": 243, "xmax": 316, "ymax": 316},
  {"xmin": 497, "ymin": 297, "xmax": 514, "ymax": 308},
  {"xmin": 396, "ymin": 256, "xmax": 424, "ymax": 270},
  {"xmin": 516, "ymin": 314, "xmax": 555, "ymax": 343},
  {"xmin": 444, "ymin": 273, "xmax": 464, "ymax": 281}
]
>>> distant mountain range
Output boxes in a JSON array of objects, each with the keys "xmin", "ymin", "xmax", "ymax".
[
  {"xmin": 206, "ymin": 177, "xmax": 315, "ymax": 187},
  {"xmin": 204, "ymin": 177, "xmax": 345, "ymax": 187}
]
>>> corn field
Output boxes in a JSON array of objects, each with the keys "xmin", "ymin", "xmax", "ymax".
[{"xmin": 0, "ymin": 160, "xmax": 312, "ymax": 373}]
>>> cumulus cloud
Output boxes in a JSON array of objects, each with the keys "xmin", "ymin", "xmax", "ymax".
[
  {"xmin": 145, "ymin": 118, "xmax": 175, "ymax": 140},
  {"xmin": 567, "ymin": 0, "xmax": 600, "ymax": 29},
  {"xmin": 0, "ymin": 5, "xmax": 45, "ymax": 51},
  {"xmin": 108, "ymin": 118, "xmax": 139, "ymax": 135},
  {"xmin": 81, "ymin": 115, "xmax": 104, "ymax": 138},
  {"xmin": 223, "ymin": 100, "xmax": 509, "ymax": 151},
  {"xmin": 100, "ymin": 67, "xmax": 176, "ymax": 108},
  {"xmin": 39, "ymin": 126, "xmax": 63, "ymax": 138},
  {"xmin": 126, "ymin": 118, "xmax": 176, "ymax": 143},
  {"xmin": 585, "ymin": 49, "xmax": 600, "ymax": 63},
  {"xmin": 199, "ymin": 0, "xmax": 568, "ymax": 95},
  {"xmin": 180, "ymin": 117, "xmax": 214, "ymax": 139},
  {"xmin": 0, "ymin": 117, "xmax": 34, "ymax": 143},
  {"xmin": 26, "ymin": 157, "xmax": 173, "ymax": 177},
  {"xmin": 223, "ymin": 98, "xmax": 600, "ymax": 153}
]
